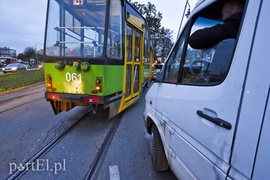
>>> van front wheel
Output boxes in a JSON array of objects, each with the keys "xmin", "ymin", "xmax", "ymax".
[{"xmin": 150, "ymin": 124, "xmax": 169, "ymax": 171}]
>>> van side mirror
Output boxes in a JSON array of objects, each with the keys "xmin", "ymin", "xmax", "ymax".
[
  {"xmin": 154, "ymin": 64, "xmax": 163, "ymax": 69},
  {"xmin": 156, "ymin": 70, "xmax": 163, "ymax": 82}
]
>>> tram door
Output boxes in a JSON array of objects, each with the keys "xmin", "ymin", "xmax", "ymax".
[{"xmin": 125, "ymin": 24, "xmax": 143, "ymax": 103}]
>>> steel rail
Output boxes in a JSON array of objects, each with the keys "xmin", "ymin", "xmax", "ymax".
[
  {"xmin": 7, "ymin": 109, "xmax": 93, "ymax": 180},
  {"xmin": 85, "ymin": 112, "xmax": 124, "ymax": 180}
]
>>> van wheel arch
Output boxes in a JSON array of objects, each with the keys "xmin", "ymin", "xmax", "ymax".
[
  {"xmin": 150, "ymin": 124, "xmax": 169, "ymax": 171},
  {"xmin": 145, "ymin": 116, "xmax": 153, "ymax": 134}
]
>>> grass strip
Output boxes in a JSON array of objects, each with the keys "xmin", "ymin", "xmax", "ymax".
[{"xmin": 0, "ymin": 70, "xmax": 44, "ymax": 92}]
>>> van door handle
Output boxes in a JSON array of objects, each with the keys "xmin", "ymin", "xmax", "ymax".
[{"xmin": 197, "ymin": 110, "xmax": 232, "ymax": 130}]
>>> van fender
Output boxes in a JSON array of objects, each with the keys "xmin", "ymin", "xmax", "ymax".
[{"xmin": 144, "ymin": 108, "xmax": 170, "ymax": 156}]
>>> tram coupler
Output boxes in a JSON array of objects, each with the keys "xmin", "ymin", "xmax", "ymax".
[{"xmin": 92, "ymin": 104, "xmax": 104, "ymax": 115}]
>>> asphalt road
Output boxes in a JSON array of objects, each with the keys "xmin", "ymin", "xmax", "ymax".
[{"xmin": 0, "ymin": 84, "xmax": 177, "ymax": 179}]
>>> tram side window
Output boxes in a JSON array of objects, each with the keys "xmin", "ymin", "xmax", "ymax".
[
  {"xmin": 107, "ymin": 0, "xmax": 123, "ymax": 60},
  {"xmin": 126, "ymin": 25, "xmax": 133, "ymax": 97},
  {"xmin": 126, "ymin": 26, "xmax": 133, "ymax": 62},
  {"xmin": 135, "ymin": 31, "xmax": 141, "ymax": 62}
]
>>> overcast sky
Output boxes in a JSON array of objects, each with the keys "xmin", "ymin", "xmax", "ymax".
[{"xmin": 0, "ymin": 0, "xmax": 196, "ymax": 54}]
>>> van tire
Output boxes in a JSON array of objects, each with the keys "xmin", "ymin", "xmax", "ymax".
[{"xmin": 151, "ymin": 124, "xmax": 169, "ymax": 171}]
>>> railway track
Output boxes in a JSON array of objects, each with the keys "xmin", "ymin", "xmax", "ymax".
[
  {"xmin": 7, "ymin": 108, "xmax": 93, "ymax": 180},
  {"xmin": 2, "ymin": 83, "xmax": 127, "ymax": 179},
  {"xmin": 0, "ymin": 91, "xmax": 42, "ymax": 104},
  {"xmin": 6, "ymin": 108, "xmax": 124, "ymax": 180},
  {"xmin": 0, "ymin": 87, "xmax": 44, "ymax": 113},
  {"xmin": 85, "ymin": 112, "xmax": 123, "ymax": 180}
]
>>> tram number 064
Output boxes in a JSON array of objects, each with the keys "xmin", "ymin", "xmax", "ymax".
[{"xmin": 66, "ymin": 72, "xmax": 82, "ymax": 82}]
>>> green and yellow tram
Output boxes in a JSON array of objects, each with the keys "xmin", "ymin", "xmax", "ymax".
[{"xmin": 43, "ymin": 0, "xmax": 153, "ymax": 118}]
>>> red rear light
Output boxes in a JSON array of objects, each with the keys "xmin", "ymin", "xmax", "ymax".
[
  {"xmin": 47, "ymin": 94, "xmax": 59, "ymax": 100},
  {"xmin": 84, "ymin": 97, "xmax": 100, "ymax": 103}
]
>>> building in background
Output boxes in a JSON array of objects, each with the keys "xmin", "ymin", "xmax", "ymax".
[{"xmin": 0, "ymin": 47, "xmax": 17, "ymax": 65}]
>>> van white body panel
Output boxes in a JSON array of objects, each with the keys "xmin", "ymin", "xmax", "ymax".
[
  {"xmin": 252, "ymin": 91, "xmax": 270, "ymax": 179},
  {"xmin": 229, "ymin": 0, "xmax": 270, "ymax": 178},
  {"xmin": 144, "ymin": 0, "xmax": 269, "ymax": 179}
]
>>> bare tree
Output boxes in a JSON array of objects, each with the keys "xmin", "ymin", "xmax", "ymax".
[
  {"xmin": 24, "ymin": 47, "xmax": 37, "ymax": 64},
  {"xmin": 129, "ymin": 1, "xmax": 174, "ymax": 59}
]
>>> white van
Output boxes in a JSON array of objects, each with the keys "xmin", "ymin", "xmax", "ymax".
[{"xmin": 143, "ymin": 0, "xmax": 269, "ymax": 179}]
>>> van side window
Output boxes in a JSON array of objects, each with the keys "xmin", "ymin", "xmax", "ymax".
[
  {"xmin": 163, "ymin": 28, "xmax": 189, "ymax": 83},
  {"xmin": 181, "ymin": 17, "xmax": 236, "ymax": 85}
]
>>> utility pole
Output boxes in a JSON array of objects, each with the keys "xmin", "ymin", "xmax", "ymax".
[{"xmin": 177, "ymin": 0, "xmax": 191, "ymax": 38}]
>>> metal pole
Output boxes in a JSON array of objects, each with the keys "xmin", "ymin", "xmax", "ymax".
[{"xmin": 177, "ymin": 0, "xmax": 190, "ymax": 38}]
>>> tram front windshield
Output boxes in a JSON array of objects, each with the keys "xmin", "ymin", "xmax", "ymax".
[{"xmin": 45, "ymin": 0, "xmax": 122, "ymax": 59}]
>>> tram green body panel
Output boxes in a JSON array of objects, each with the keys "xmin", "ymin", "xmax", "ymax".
[{"xmin": 44, "ymin": 63, "xmax": 124, "ymax": 96}]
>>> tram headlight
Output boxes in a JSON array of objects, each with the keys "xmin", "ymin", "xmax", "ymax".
[
  {"xmin": 95, "ymin": 85, "xmax": 101, "ymax": 91},
  {"xmin": 96, "ymin": 78, "xmax": 101, "ymax": 84}
]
